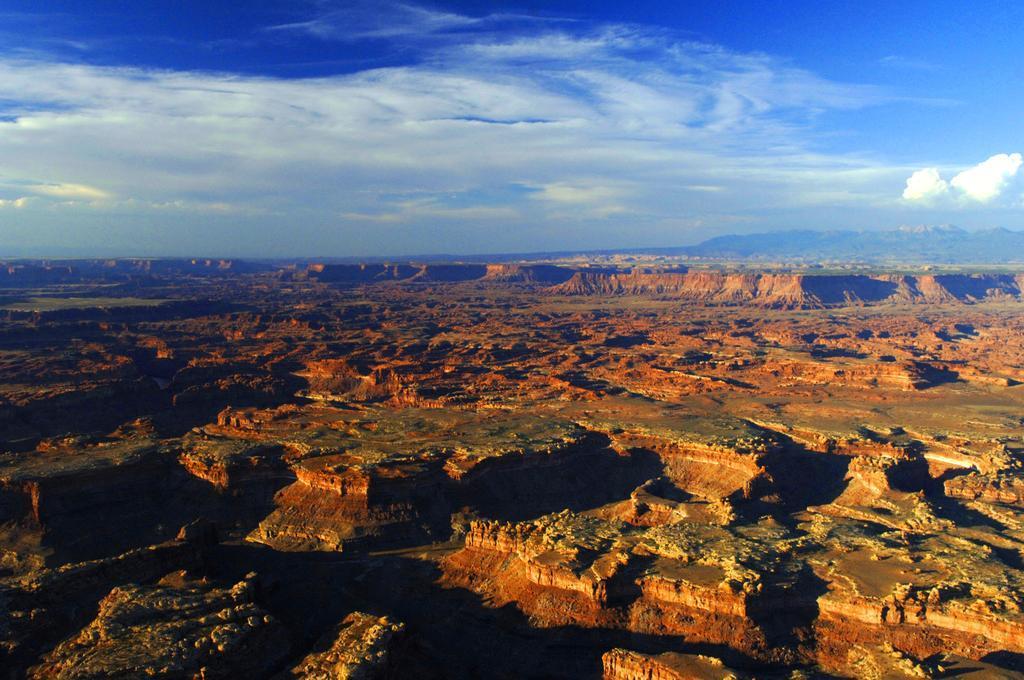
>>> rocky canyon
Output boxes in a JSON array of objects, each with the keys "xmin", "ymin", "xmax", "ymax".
[{"xmin": 1, "ymin": 259, "xmax": 1024, "ymax": 678}]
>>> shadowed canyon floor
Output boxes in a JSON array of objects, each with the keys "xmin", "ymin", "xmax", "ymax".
[{"xmin": 2, "ymin": 260, "xmax": 1024, "ymax": 678}]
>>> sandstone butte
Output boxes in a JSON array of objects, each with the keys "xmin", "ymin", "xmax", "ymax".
[{"xmin": 1, "ymin": 259, "xmax": 1024, "ymax": 678}]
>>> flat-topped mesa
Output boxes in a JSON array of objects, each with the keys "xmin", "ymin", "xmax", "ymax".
[
  {"xmin": 628, "ymin": 522, "xmax": 802, "ymax": 623},
  {"xmin": 178, "ymin": 437, "xmax": 289, "ymax": 490},
  {"xmin": 766, "ymin": 358, "xmax": 957, "ymax": 390},
  {"xmin": 549, "ymin": 267, "xmax": 691, "ymax": 296},
  {"xmin": 807, "ymin": 514, "xmax": 1024, "ymax": 661},
  {"xmin": 922, "ymin": 273, "xmax": 1024, "ymax": 300},
  {"xmin": 249, "ymin": 452, "xmax": 448, "ymax": 552},
  {"xmin": 442, "ymin": 425, "xmax": 601, "ymax": 482},
  {"xmin": 253, "ymin": 427, "xmax": 622, "ymax": 554},
  {"xmin": 240, "ymin": 406, "xmax": 629, "ymax": 551},
  {"xmin": 547, "ymin": 271, "xmax": 1024, "ymax": 307},
  {"xmin": 481, "ymin": 263, "xmax": 577, "ymax": 284},
  {"xmin": 0, "ymin": 258, "xmax": 270, "ymax": 286},
  {"xmin": 547, "ymin": 271, "xmax": 813, "ymax": 303},
  {"xmin": 406, "ymin": 263, "xmax": 489, "ymax": 282},
  {"xmin": 135, "ymin": 258, "xmax": 270, "ymax": 275},
  {"xmin": 289, "ymin": 611, "xmax": 405, "ymax": 679},
  {"xmin": 309, "ymin": 262, "xmax": 587, "ymax": 286},
  {"xmin": 449, "ymin": 513, "xmax": 634, "ymax": 617},
  {"xmin": 816, "ymin": 580, "xmax": 1024, "ymax": 658},
  {"xmin": 602, "ymin": 648, "xmax": 748, "ymax": 680},
  {"xmin": 0, "ymin": 439, "xmax": 219, "ymax": 565},
  {"xmin": 443, "ymin": 427, "xmax": 654, "ymax": 518},
  {"xmin": 215, "ymin": 405, "xmax": 276, "ymax": 431},
  {"xmin": 306, "ymin": 262, "xmax": 420, "ymax": 283},
  {"xmin": 175, "ymin": 435, "xmax": 297, "ymax": 539},
  {"xmin": 210, "ymin": 403, "xmax": 352, "ymax": 437},
  {"xmin": 168, "ymin": 358, "xmax": 297, "ymax": 412},
  {"xmin": 443, "ymin": 512, "xmax": 805, "ymax": 660},
  {"xmin": 772, "ymin": 426, "xmax": 1003, "ymax": 477},
  {"xmin": 308, "ymin": 262, "xmax": 566, "ymax": 284}
]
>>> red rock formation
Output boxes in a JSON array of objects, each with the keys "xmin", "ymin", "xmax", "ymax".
[
  {"xmin": 944, "ymin": 471, "xmax": 1024, "ymax": 506},
  {"xmin": 608, "ymin": 431, "xmax": 772, "ymax": 500},
  {"xmin": 602, "ymin": 648, "xmax": 747, "ymax": 680},
  {"xmin": 4, "ymin": 262, "xmax": 1024, "ymax": 677},
  {"xmin": 481, "ymin": 263, "xmax": 576, "ymax": 284},
  {"xmin": 548, "ymin": 271, "xmax": 1024, "ymax": 307},
  {"xmin": 307, "ymin": 263, "xmax": 419, "ymax": 283},
  {"xmin": 289, "ymin": 611, "xmax": 404, "ymax": 678},
  {"xmin": 442, "ymin": 513, "xmax": 807, "ymax": 663},
  {"xmin": 250, "ymin": 453, "xmax": 447, "ymax": 551}
]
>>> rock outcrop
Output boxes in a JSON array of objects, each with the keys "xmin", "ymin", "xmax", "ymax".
[
  {"xmin": 28, "ymin": 572, "xmax": 289, "ymax": 679},
  {"xmin": 441, "ymin": 511, "xmax": 810, "ymax": 664},
  {"xmin": 289, "ymin": 612, "xmax": 404, "ymax": 679},
  {"xmin": 3, "ymin": 261, "xmax": 1024, "ymax": 677},
  {"xmin": 602, "ymin": 648, "xmax": 747, "ymax": 680},
  {"xmin": 548, "ymin": 271, "xmax": 1024, "ymax": 307}
]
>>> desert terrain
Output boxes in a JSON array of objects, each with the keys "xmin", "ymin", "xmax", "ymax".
[{"xmin": 2, "ymin": 258, "xmax": 1024, "ymax": 678}]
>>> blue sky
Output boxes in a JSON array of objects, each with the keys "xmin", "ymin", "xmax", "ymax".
[{"xmin": 0, "ymin": 1, "xmax": 1022, "ymax": 257}]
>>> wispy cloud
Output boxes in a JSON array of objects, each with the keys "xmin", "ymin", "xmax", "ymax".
[
  {"xmin": 342, "ymin": 197, "xmax": 520, "ymax": 223},
  {"xmin": 0, "ymin": 4, "xmax": 953, "ymax": 255},
  {"xmin": 28, "ymin": 182, "xmax": 110, "ymax": 200},
  {"xmin": 879, "ymin": 55, "xmax": 939, "ymax": 71},
  {"xmin": 267, "ymin": 2, "xmax": 488, "ymax": 41}
]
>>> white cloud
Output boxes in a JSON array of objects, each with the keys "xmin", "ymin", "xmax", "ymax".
[
  {"xmin": 338, "ymin": 211, "xmax": 404, "ymax": 224},
  {"xmin": 525, "ymin": 181, "xmax": 629, "ymax": 218},
  {"xmin": 342, "ymin": 199, "xmax": 519, "ymax": 224},
  {"xmin": 950, "ymin": 152, "xmax": 1022, "ymax": 203},
  {"xmin": 28, "ymin": 182, "xmax": 110, "ymax": 200},
  {"xmin": 902, "ymin": 167, "xmax": 948, "ymax": 201},
  {"xmin": 0, "ymin": 196, "xmax": 30, "ymax": 208},
  {"xmin": 902, "ymin": 153, "xmax": 1022, "ymax": 205},
  {"xmin": 0, "ymin": 12, "xmax": 930, "ymax": 254},
  {"xmin": 530, "ymin": 182, "xmax": 623, "ymax": 204}
]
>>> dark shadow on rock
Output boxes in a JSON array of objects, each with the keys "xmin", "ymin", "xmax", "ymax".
[
  {"xmin": 980, "ymin": 650, "xmax": 1024, "ymax": 673},
  {"xmin": 925, "ymin": 494, "xmax": 1007, "ymax": 531},
  {"xmin": 202, "ymin": 544, "xmax": 789, "ymax": 680},
  {"xmin": 759, "ymin": 442, "xmax": 852, "ymax": 510},
  {"xmin": 460, "ymin": 440, "xmax": 664, "ymax": 523},
  {"xmin": 912, "ymin": 361, "xmax": 960, "ymax": 389},
  {"xmin": 748, "ymin": 564, "xmax": 828, "ymax": 657},
  {"xmin": 40, "ymin": 462, "xmax": 296, "ymax": 567}
]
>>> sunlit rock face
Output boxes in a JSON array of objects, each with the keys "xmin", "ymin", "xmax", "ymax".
[{"xmin": 2, "ymin": 261, "xmax": 1024, "ymax": 677}]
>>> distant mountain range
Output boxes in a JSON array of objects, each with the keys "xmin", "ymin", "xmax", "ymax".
[
  {"xmin": 676, "ymin": 226, "xmax": 1024, "ymax": 264},
  {"xmin": 326, "ymin": 225, "xmax": 1024, "ymax": 265},
  {"xmin": 5, "ymin": 225, "xmax": 1024, "ymax": 265}
]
